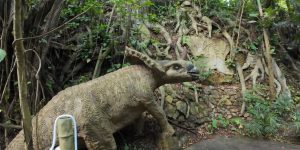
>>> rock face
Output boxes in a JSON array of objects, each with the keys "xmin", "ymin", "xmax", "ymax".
[
  {"xmin": 187, "ymin": 35, "xmax": 233, "ymax": 75},
  {"xmin": 186, "ymin": 136, "xmax": 300, "ymax": 150},
  {"xmin": 162, "ymin": 83, "xmax": 246, "ymax": 127}
]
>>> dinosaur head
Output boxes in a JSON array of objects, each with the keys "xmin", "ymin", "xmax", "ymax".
[
  {"xmin": 125, "ymin": 47, "xmax": 199, "ymax": 84},
  {"xmin": 157, "ymin": 60, "xmax": 199, "ymax": 83}
]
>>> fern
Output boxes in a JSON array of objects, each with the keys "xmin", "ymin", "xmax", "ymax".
[
  {"xmin": 292, "ymin": 112, "xmax": 300, "ymax": 133},
  {"xmin": 244, "ymin": 86, "xmax": 293, "ymax": 137},
  {"xmin": 245, "ymin": 120, "xmax": 263, "ymax": 137}
]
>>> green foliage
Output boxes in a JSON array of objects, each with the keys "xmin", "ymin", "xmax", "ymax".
[
  {"xmin": 225, "ymin": 58, "xmax": 235, "ymax": 68},
  {"xmin": 107, "ymin": 63, "xmax": 130, "ymax": 73},
  {"xmin": 0, "ymin": 48, "xmax": 6, "ymax": 62},
  {"xmin": 59, "ymin": 0, "xmax": 111, "ymax": 64},
  {"xmin": 124, "ymin": 144, "xmax": 130, "ymax": 150},
  {"xmin": 230, "ymin": 117, "xmax": 243, "ymax": 126},
  {"xmin": 129, "ymin": 27, "xmax": 150, "ymax": 52},
  {"xmin": 292, "ymin": 112, "xmax": 300, "ymax": 133},
  {"xmin": 191, "ymin": 56, "xmax": 212, "ymax": 80},
  {"xmin": 207, "ymin": 114, "xmax": 229, "ymax": 133},
  {"xmin": 181, "ymin": 36, "xmax": 189, "ymax": 45},
  {"xmin": 110, "ymin": 0, "xmax": 154, "ymax": 20},
  {"xmin": 61, "ymin": 0, "xmax": 103, "ymax": 29},
  {"xmin": 243, "ymin": 36, "xmax": 263, "ymax": 54},
  {"xmin": 244, "ymin": 86, "xmax": 295, "ymax": 137},
  {"xmin": 64, "ymin": 75, "xmax": 91, "ymax": 88},
  {"xmin": 149, "ymin": 3, "xmax": 177, "ymax": 23},
  {"xmin": 46, "ymin": 78, "xmax": 55, "ymax": 95}
]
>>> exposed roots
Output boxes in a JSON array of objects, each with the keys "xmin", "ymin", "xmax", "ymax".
[
  {"xmin": 176, "ymin": 36, "xmax": 187, "ymax": 59},
  {"xmin": 242, "ymin": 53, "xmax": 255, "ymax": 70},
  {"xmin": 236, "ymin": 63, "xmax": 247, "ymax": 115},
  {"xmin": 272, "ymin": 59, "xmax": 291, "ymax": 97},
  {"xmin": 245, "ymin": 56, "xmax": 291, "ymax": 99},
  {"xmin": 222, "ymin": 30, "xmax": 235, "ymax": 58},
  {"xmin": 145, "ymin": 22, "xmax": 172, "ymax": 58},
  {"xmin": 274, "ymin": 78, "xmax": 281, "ymax": 97},
  {"xmin": 201, "ymin": 16, "xmax": 213, "ymax": 38},
  {"xmin": 175, "ymin": 1, "xmax": 218, "ymax": 38},
  {"xmin": 188, "ymin": 13, "xmax": 199, "ymax": 35},
  {"xmin": 245, "ymin": 57, "xmax": 265, "ymax": 86}
]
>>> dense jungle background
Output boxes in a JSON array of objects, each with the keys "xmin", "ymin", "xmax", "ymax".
[{"xmin": 0, "ymin": 0, "xmax": 300, "ymax": 149}]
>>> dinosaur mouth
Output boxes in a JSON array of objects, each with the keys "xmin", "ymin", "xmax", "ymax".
[
  {"xmin": 188, "ymin": 67, "xmax": 200, "ymax": 79},
  {"xmin": 189, "ymin": 73, "xmax": 199, "ymax": 80}
]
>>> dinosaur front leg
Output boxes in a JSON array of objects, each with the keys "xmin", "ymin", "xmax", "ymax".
[
  {"xmin": 135, "ymin": 112, "xmax": 146, "ymax": 136},
  {"xmin": 143, "ymin": 99, "xmax": 175, "ymax": 150},
  {"xmin": 82, "ymin": 119, "xmax": 117, "ymax": 150},
  {"xmin": 80, "ymin": 101, "xmax": 117, "ymax": 150}
]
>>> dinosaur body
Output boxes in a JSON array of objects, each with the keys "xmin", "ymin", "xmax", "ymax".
[{"xmin": 7, "ymin": 47, "xmax": 199, "ymax": 150}]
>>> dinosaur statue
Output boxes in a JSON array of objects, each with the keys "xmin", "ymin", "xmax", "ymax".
[{"xmin": 6, "ymin": 46, "xmax": 199, "ymax": 150}]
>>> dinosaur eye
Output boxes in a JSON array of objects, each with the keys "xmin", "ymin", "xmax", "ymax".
[{"xmin": 173, "ymin": 64, "xmax": 182, "ymax": 70}]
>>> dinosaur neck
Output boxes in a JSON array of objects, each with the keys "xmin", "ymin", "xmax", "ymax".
[
  {"xmin": 127, "ymin": 65, "xmax": 160, "ymax": 91},
  {"xmin": 135, "ymin": 66, "xmax": 175, "ymax": 89}
]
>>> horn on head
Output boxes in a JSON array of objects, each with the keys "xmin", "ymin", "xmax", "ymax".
[{"xmin": 125, "ymin": 46, "xmax": 165, "ymax": 73}]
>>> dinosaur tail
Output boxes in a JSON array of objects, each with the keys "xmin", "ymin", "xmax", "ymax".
[{"xmin": 6, "ymin": 130, "xmax": 26, "ymax": 150}]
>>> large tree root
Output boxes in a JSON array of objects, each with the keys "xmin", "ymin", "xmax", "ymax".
[
  {"xmin": 222, "ymin": 30, "xmax": 235, "ymax": 57},
  {"xmin": 236, "ymin": 63, "xmax": 247, "ymax": 115},
  {"xmin": 246, "ymin": 56, "xmax": 291, "ymax": 99},
  {"xmin": 175, "ymin": 1, "xmax": 218, "ymax": 38},
  {"xmin": 242, "ymin": 53, "xmax": 255, "ymax": 70},
  {"xmin": 222, "ymin": 27, "xmax": 248, "ymax": 115},
  {"xmin": 245, "ymin": 57, "xmax": 265, "ymax": 86},
  {"xmin": 145, "ymin": 22, "xmax": 172, "ymax": 58},
  {"xmin": 175, "ymin": 36, "xmax": 188, "ymax": 60},
  {"xmin": 272, "ymin": 59, "xmax": 291, "ymax": 97}
]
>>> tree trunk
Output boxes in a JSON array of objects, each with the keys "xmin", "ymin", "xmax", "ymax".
[
  {"xmin": 13, "ymin": 0, "xmax": 33, "ymax": 149},
  {"xmin": 257, "ymin": 0, "xmax": 276, "ymax": 101}
]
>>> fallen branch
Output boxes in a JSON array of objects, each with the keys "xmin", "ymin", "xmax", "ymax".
[{"xmin": 168, "ymin": 120, "xmax": 197, "ymax": 135}]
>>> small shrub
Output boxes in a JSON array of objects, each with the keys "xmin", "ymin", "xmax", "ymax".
[
  {"xmin": 244, "ymin": 86, "xmax": 294, "ymax": 137},
  {"xmin": 208, "ymin": 114, "xmax": 229, "ymax": 134}
]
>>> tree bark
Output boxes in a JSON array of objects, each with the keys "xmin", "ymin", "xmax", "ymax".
[
  {"xmin": 257, "ymin": 0, "xmax": 276, "ymax": 101},
  {"xmin": 13, "ymin": 0, "xmax": 33, "ymax": 149}
]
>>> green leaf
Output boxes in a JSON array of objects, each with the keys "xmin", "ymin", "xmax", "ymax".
[
  {"xmin": 142, "ymin": 0, "xmax": 154, "ymax": 7},
  {"xmin": 0, "ymin": 48, "xmax": 6, "ymax": 62},
  {"xmin": 212, "ymin": 119, "xmax": 218, "ymax": 129},
  {"xmin": 249, "ymin": 13, "xmax": 258, "ymax": 17},
  {"xmin": 181, "ymin": 36, "xmax": 189, "ymax": 45},
  {"xmin": 124, "ymin": 144, "xmax": 129, "ymax": 150}
]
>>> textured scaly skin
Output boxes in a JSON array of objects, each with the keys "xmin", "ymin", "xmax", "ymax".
[{"xmin": 6, "ymin": 65, "xmax": 173, "ymax": 150}]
